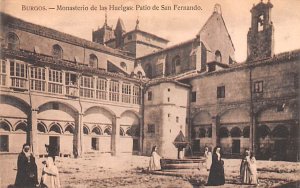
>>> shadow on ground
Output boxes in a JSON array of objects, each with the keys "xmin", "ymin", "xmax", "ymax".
[{"xmin": 274, "ymin": 180, "xmax": 300, "ymax": 188}]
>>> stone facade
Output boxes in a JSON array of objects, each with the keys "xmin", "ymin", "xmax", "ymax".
[{"xmin": 0, "ymin": 2, "xmax": 299, "ymax": 161}]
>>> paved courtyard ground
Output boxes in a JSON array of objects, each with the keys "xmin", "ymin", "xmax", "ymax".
[{"xmin": 0, "ymin": 154, "xmax": 299, "ymax": 188}]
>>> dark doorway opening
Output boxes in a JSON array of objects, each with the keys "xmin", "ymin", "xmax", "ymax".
[
  {"xmin": 192, "ymin": 140, "xmax": 200, "ymax": 153},
  {"xmin": 49, "ymin": 136, "xmax": 60, "ymax": 156},
  {"xmin": 0, "ymin": 135, "xmax": 9, "ymax": 152},
  {"xmin": 91, "ymin": 137, "xmax": 99, "ymax": 150},
  {"xmin": 274, "ymin": 140, "xmax": 287, "ymax": 161},
  {"xmin": 232, "ymin": 140, "xmax": 240, "ymax": 154}
]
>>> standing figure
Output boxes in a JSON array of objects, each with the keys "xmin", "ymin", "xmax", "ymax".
[
  {"xmin": 15, "ymin": 144, "xmax": 39, "ymax": 187},
  {"xmin": 40, "ymin": 157, "xmax": 61, "ymax": 188},
  {"xmin": 149, "ymin": 146, "xmax": 162, "ymax": 171},
  {"xmin": 240, "ymin": 149, "xmax": 251, "ymax": 184},
  {"xmin": 204, "ymin": 146, "xmax": 212, "ymax": 171},
  {"xmin": 206, "ymin": 146, "xmax": 225, "ymax": 186},
  {"xmin": 249, "ymin": 152, "xmax": 259, "ymax": 185}
]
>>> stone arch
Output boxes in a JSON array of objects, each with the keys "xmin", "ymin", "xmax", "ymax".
[
  {"xmin": 272, "ymin": 125, "xmax": 289, "ymax": 138},
  {"xmin": 49, "ymin": 123, "xmax": 63, "ymax": 134},
  {"xmin": 120, "ymin": 127, "xmax": 125, "ymax": 136},
  {"xmin": 0, "ymin": 119, "xmax": 13, "ymax": 132},
  {"xmin": 15, "ymin": 121, "xmax": 28, "ymax": 132},
  {"xmin": 84, "ymin": 106, "xmax": 115, "ymax": 120},
  {"xmin": 6, "ymin": 32, "xmax": 20, "ymax": 50},
  {"xmin": 172, "ymin": 55, "xmax": 181, "ymax": 74},
  {"xmin": 215, "ymin": 50, "xmax": 222, "ymax": 63},
  {"xmin": 258, "ymin": 125, "xmax": 271, "ymax": 138},
  {"xmin": 120, "ymin": 110, "xmax": 140, "ymax": 119},
  {"xmin": 230, "ymin": 127, "xmax": 242, "ymax": 137},
  {"xmin": 192, "ymin": 110, "xmax": 212, "ymax": 125},
  {"xmin": 219, "ymin": 107, "xmax": 250, "ymax": 124},
  {"xmin": 52, "ymin": 44, "xmax": 63, "ymax": 59},
  {"xmin": 0, "ymin": 95, "xmax": 31, "ymax": 117},
  {"xmin": 125, "ymin": 127, "xmax": 132, "ymax": 136},
  {"xmin": 89, "ymin": 54, "xmax": 98, "ymax": 68},
  {"xmin": 64, "ymin": 124, "xmax": 75, "ymax": 134},
  {"xmin": 243, "ymin": 126, "xmax": 250, "ymax": 138},
  {"xmin": 83, "ymin": 125, "xmax": 90, "ymax": 135},
  {"xmin": 256, "ymin": 103, "xmax": 290, "ymax": 122},
  {"xmin": 103, "ymin": 126, "xmax": 112, "ymax": 135},
  {"xmin": 37, "ymin": 122, "xmax": 48, "ymax": 133},
  {"xmin": 219, "ymin": 127, "xmax": 229, "ymax": 138},
  {"xmin": 38, "ymin": 101, "xmax": 78, "ymax": 121},
  {"xmin": 199, "ymin": 128, "xmax": 206, "ymax": 138},
  {"xmin": 91, "ymin": 126, "xmax": 102, "ymax": 135}
]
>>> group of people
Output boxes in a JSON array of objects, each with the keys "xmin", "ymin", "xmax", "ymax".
[
  {"xmin": 15, "ymin": 144, "xmax": 61, "ymax": 188},
  {"xmin": 202, "ymin": 146, "xmax": 259, "ymax": 186},
  {"xmin": 148, "ymin": 145, "xmax": 258, "ymax": 186}
]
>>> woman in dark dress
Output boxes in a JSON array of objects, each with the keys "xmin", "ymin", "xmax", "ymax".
[
  {"xmin": 206, "ymin": 146, "xmax": 225, "ymax": 186},
  {"xmin": 15, "ymin": 144, "xmax": 39, "ymax": 187}
]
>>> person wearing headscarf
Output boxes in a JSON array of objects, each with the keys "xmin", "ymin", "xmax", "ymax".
[
  {"xmin": 240, "ymin": 149, "xmax": 251, "ymax": 184},
  {"xmin": 204, "ymin": 146, "xmax": 212, "ymax": 171},
  {"xmin": 206, "ymin": 146, "xmax": 225, "ymax": 186},
  {"xmin": 40, "ymin": 157, "xmax": 61, "ymax": 188},
  {"xmin": 15, "ymin": 143, "xmax": 39, "ymax": 187},
  {"xmin": 149, "ymin": 145, "xmax": 162, "ymax": 171},
  {"xmin": 248, "ymin": 151, "xmax": 259, "ymax": 185}
]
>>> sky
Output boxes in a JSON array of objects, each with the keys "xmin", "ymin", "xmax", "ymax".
[{"xmin": 1, "ymin": 0, "xmax": 300, "ymax": 62}]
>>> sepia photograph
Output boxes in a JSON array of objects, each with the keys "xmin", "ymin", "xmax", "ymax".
[{"xmin": 0, "ymin": 0, "xmax": 299, "ymax": 187}]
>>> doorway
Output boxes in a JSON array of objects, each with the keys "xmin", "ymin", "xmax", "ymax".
[
  {"xmin": 49, "ymin": 136, "xmax": 60, "ymax": 156},
  {"xmin": 274, "ymin": 140, "xmax": 287, "ymax": 161},
  {"xmin": 232, "ymin": 140, "xmax": 240, "ymax": 154},
  {"xmin": 91, "ymin": 137, "xmax": 99, "ymax": 150}
]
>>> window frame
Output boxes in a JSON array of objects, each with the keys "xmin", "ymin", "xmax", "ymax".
[
  {"xmin": 253, "ymin": 81, "xmax": 263, "ymax": 93},
  {"xmin": 217, "ymin": 85, "xmax": 225, "ymax": 99}
]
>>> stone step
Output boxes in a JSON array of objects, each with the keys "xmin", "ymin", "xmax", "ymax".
[
  {"xmin": 162, "ymin": 163, "xmax": 200, "ymax": 169},
  {"xmin": 161, "ymin": 158, "xmax": 205, "ymax": 164}
]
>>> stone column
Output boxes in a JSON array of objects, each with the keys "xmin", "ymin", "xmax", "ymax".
[
  {"xmin": 139, "ymin": 117, "xmax": 143, "ymax": 155},
  {"xmin": 211, "ymin": 115, "xmax": 219, "ymax": 148},
  {"xmin": 5, "ymin": 59, "xmax": 10, "ymax": 87},
  {"xmin": 111, "ymin": 116, "xmax": 120, "ymax": 156},
  {"xmin": 74, "ymin": 113, "xmax": 84, "ymax": 158},
  {"xmin": 30, "ymin": 109, "xmax": 38, "ymax": 155},
  {"xmin": 250, "ymin": 113, "xmax": 257, "ymax": 153},
  {"xmin": 45, "ymin": 67, "xmax": 49, "ymax": 92}
]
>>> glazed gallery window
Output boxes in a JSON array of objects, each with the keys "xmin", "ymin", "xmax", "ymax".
[
  {"xmin": 0, "ymin": 60, "xmax": 6, "ymax": 86},
  {"xmin": 10, "ymin": 60, "xmax": 27, "ymax": 89},
  {"xmin": 48, "ymin": 69, "xmax": 63, "ymax": 94},
  {"xmin": 217, "ymin": 86, "xmax": 225, "ymax": 98},
  {"xmin": 96, "ymin": 78, "xmax": 107, "ymax": 100},
  {"xmin": 122, "ymin": 82, "xmax": 131, "ymax": 103},
  {"xmin": 80, "ymin": 76, "xmax": 94, "ymax": 98},
  {"xmin": 132, "ymin": 85, "xmax": 141, "ymax": 104},
  {"xmin": 109, "ymin": 80, "xmax": 119, "ymax": 102},
  {"xmin": 147, "ymin": 124, "xmax": 155, "ymax": 133},
  {"xmin": 30, "ymin": 66, "xmax": 46, "ymax": 91},
  {"xmin": 52, "ymin": 44, "xmax": 63, "ymax": 59},
  {"xmin": 254, "ymin": 81, "xmax": 263, "ymax": 93},
  {"xmin": 65, "ymin": 72, "xmax": 78, "ymax": 96},
  {"xmin": 7, "ymin": 32, "xmax": 20, "ymax": 50}
]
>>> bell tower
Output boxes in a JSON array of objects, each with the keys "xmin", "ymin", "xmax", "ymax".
[{"xmin": 247, "ymin": 0, "xmax": 274, "ymax": 61}]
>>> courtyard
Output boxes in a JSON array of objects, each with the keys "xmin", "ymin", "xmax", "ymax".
[{"xmin": 0, "ymin": 154, "xmax": 299, "ymax": 188}]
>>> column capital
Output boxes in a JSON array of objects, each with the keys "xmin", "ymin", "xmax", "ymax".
[{"xmin": 31, "ymin": 108, "xmax": 39, "ymax": 112}]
